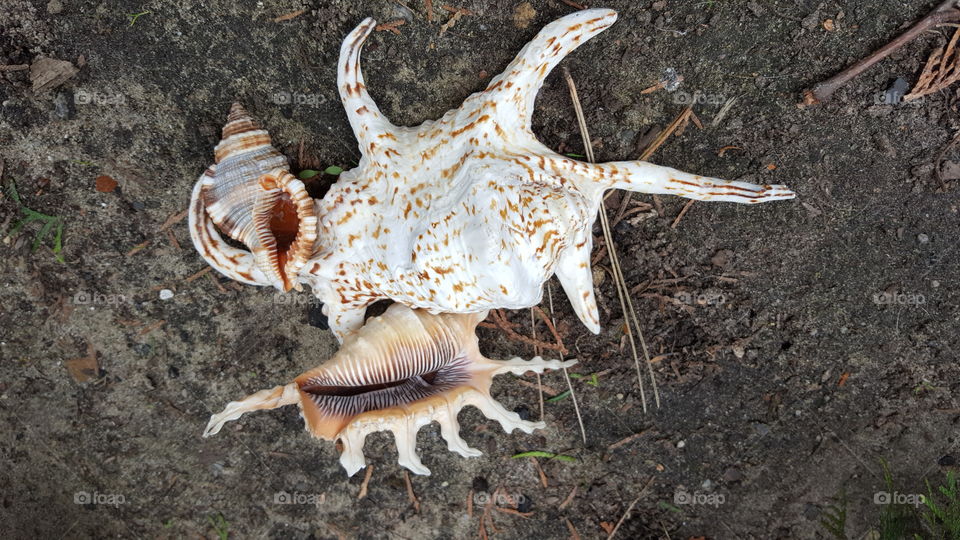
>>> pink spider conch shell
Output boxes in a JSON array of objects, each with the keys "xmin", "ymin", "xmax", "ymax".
[
  {"xmin": 203, "ymin": 303, "xmax": 575, "ymax": 476},
  {"xmin": 189, "ymin": 9, "xmax": 796, "ymax": 340}
]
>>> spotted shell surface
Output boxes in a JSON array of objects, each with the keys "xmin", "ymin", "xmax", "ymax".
[
  {"xmin": 203, "ymin": 302, "xmax": 575, "ymax": 476},
  {"xmin": 188, "ymin": 9, "xmax": 796, "ymax": 340},
  {"xmin": 300, "ymin": 9, "xmax": 795, "ymax": 339}
]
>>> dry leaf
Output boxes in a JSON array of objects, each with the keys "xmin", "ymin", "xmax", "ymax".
[
  {"xmin": 822, "ymin": 19, "xmax": 835, "ymax": 31},
  {"xmin": 95, "ymin": 175, "xmax": 118, "ymax": 193},
  {"xmin": 30, "ymin": 57, "xmax": 78, "ymax": 92},
  {"xmin": 66, "ymin": 343, "xmax": 98, "ymax": 383}
]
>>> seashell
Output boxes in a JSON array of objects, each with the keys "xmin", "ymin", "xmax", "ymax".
[
  {"xmin": 189, "ymin": 10, "xmax": 796, "ymax": 341},
  {"xmin": 188, "ymin": 103, "xmax": 317, "ymax": 291},
  {"xmin": 203, "ymin": 302, "xmax": 575, "ymax": 476},
  {"xmin": 297, "ymin": 9, "xmax": 797, "ymax": 339}
]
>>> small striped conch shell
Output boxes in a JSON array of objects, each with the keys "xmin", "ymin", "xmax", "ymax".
[
  {"xmin": 203, "ymin": 303, "xmax": 575, "ymax": 476},
  {"xmin": 298, "ymin": 8, "xmax": 796, "ymax": 339},
  {"xmin": 188, "ymin": 103, "xmax": 317, "ymax": 291}
]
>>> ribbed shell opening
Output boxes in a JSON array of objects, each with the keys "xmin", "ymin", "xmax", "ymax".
[{"xmin": 299, "ymin": 356, "xmax": 471, "ymax": 418}]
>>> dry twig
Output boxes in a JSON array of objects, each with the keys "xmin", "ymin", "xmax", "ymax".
[{"xmin": 802, "ymin": 0, "xmax": 960, "ymax": 105}]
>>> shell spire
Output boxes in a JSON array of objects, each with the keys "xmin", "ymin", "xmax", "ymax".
[
  {"xmin": 203, "ymin": 303, "xmax": 577, "ymax": 476},
  {"xmin": 189, "ymin": 103, "xmax": 318, "ymax": 291}
]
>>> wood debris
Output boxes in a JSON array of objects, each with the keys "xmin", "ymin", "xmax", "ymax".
[
  {"xmin": 273, "ymin": 9, "xmax": 306, "ymax": 22},
  {"xmin": 403, "ymin": 470, "xmax": 420, "ymax": 513},
  {"xmin": 357, "ymin": 465, "xmax": 373, "ymax": 499},
  {"xmin": 439, "ymin": 5, "xmax": 472, "ymax": 35},
  {"xmin": 0, "ymin": 64, "xmax": 29, "ymax": 72},
  {"xmin": 158, "ymin": 209, "xmax": 188, "ymax": 231},
  {"xmin": 375, "ymin": 19, "xmax": 406, "ymax": 35},
  {"xmin": 906, "ymin": 26, "xmax": 960, "ymax": 100}
]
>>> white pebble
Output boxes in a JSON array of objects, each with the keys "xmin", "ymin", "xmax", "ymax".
[
  {"xmin": 159, "ymin": 289, "xmax": 174, "ymax": 300},
  {"xmin": 677, "ymin": 440, "xmax": 686, "ymax": 449}
]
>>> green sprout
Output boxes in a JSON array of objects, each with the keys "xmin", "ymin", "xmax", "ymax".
[
  {"xmin": 298, "ymin": 165, "xmax": 344, "ymax": 180},
  {"xmin": 127, "ymin": 11, "xmax": 151, "ymax": 26},
  {"xmin": 511, "ymin": 450, "xmax": 576, "ymax": 463},
  {"xmin": 207, "ymin": 513, "xmax": 229, "ymax": 540},
  {"xmin": 5, "ymin": 180, "xmax": 65, "ymax": 262}
]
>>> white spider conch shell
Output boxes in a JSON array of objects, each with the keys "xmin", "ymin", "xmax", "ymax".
[
  {"xmin": 189, "ymin": 103, "xmax": 318, "ymax": 291},
  {"xmin": 203, "ymin": 303, "xmax": 575, "ymax": 476},
  {"xmin": 189, "ymin": 9, "xmax": 796, "ymax": 340}
]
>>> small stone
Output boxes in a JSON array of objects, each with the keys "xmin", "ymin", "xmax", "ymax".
[
  {"xmin": 917, "ymin": 233, "xmax": 930, "ymax": 244},
  {"xmin": 46, "ymin": 0, "xmax": 63, "ymax": 13},
  {"xmin": 701, "ymin": 479, "xmax": 713, "ymax": 490},
  {"xmin": 53, "ymin": 91, "xmax": 73, "ymax": 119},
  {"xmin": 722, "ymin": 467, "xmax": 742, "ymax": 483},
  {"xmin": 677, "ymin": 440, "xmax": 686, "ymax": 449},
  {"xmin": 159, "ymin": 289, "xmax": 174, "ymax": 300},
  {"xmin": 711, "ymin": 249, "xmax": 734, "ymax": 268}
]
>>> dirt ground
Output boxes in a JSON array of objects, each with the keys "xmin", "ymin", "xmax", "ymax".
[{"xmin": 2, "ymin": 0, "xmax": 959, "ymax": 538}]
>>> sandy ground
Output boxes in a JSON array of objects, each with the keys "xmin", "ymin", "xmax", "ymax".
[{"xmin": 2, "ymin": 0, "xmax": 959, "ymax": 538}]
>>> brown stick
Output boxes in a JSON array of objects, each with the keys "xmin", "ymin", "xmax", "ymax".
[{"xmin": 802, "ymin": 0, "xmax": 960, "ymax": 106}]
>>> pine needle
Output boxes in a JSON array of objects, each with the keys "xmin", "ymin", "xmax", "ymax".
[{"xmin": 562, "ymin": 67, "xmax": 660, "ymax": 411}]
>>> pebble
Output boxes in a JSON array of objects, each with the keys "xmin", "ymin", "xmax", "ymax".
[
  {"xmin": 53, "ymin": 91, "xmax": 73, "ymax": 120},
  {"xmin": 918, "ymin": 233, "xmax": 930, "ymax": 244},
  {"xmin": 159, "ymin": 289, "xmax": 174, "ymax": 300},
  {"xmin": 677, "ymin": 440, "xmax": 686, "ymax": 449},
  {"xmin": 46, "ymin": 0, "xmax": 63, "ymax": 14}
]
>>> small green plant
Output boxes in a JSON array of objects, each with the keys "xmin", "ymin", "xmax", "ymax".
[
  {"xmin": 820, "ymin": 489, "xmax": 848, "ymax": 540},
  {"xmin": 127, "ymin": 11, "xmax": 151, "ymax": 26},
  {"xmin": 298, "ymin": 165, "xmax": 344, "ymax": 180},
  {"xmin": 920, "ymin": 471, "xmax": 960, "ymax": 539},
  {"xmin": 511, "ymin": 450, "xmax": 576, "ymax": 463},
  {"xmin": 5, "ymin": 180, "xmax": 65, "ymax": 262},
  {"xmin": 568, "ymin": 372, "xmax": 600, "ymax": 386},
  {"xmin": 878, "ymin": 459, "xmax": 918, "ymax": 539},
  {"xmin": 207, "ymin": 513, "xmax": 229, "ymax": 540}
]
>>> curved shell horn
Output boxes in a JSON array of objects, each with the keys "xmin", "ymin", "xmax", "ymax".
[
  {"xmin": 195, "ymin": 103, "xmax": 317, "ymax": 291},
  {"xmin": 202, "ymin": 303, "xmax": 576, "ymax": 476}
]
